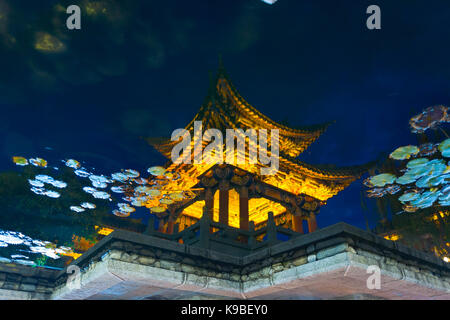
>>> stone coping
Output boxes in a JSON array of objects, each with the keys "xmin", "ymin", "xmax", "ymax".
[
  {"xmin": 56, "ymin": 222, "xmax": 450, "ymax": 280},
  {"xmin": 1, "ymin": 222, "xmax": 449, "ymax": 296}
]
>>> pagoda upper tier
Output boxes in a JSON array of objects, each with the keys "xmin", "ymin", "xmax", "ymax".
[
  {"xmin": 148, "ymin": 64, "xmax": 372, "ymax": 202},
  {"xmin": 151, "ymin": 65, "xmax": 331, "ymax": 159}
]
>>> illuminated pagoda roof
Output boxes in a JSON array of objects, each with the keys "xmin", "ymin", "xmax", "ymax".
[
  {"xmin": 147, "ymin": 62, "xmax": 372, "ymax": 229},
  {"xmin": 150, "ymin": 62, "xmax": 331, "ymax": 160}
]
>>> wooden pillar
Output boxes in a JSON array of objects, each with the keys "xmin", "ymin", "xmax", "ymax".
[
  {"xmin": 167, "ymin": 220, "xmax": 174, "ymax": 234},
  {"xmin": 205, "ymin": 188, "xmax": 214, "ymax": 220},
  {"xmin": 239, "ymin": 186, "xmax": 249, "ymax": 230},
  {"xmin": 219, "ymin": 180, "xmax": 229, "ymax": 226},
  {"xmin": 248, "ymin": 221, "xmax": 257, "ymax": 247},
  {"xmin": 292, "ymin": 214, "xmax": 303, "ymax": 234},
  {"xmin": 307, "ymin": 213, "xmax": 318, "ymax": 233},
  {"xmin": 157, "ymin": 218, "xmax": 164, "ymax": 233}
]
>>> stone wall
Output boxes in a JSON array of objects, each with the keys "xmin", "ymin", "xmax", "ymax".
[
  {"xmin": 1, "ymin": 223, "xmax": 449, "ymax": 299},
  {"xmin": 0, "ymin": 262, "xmax": 55, "ymax": 299}
]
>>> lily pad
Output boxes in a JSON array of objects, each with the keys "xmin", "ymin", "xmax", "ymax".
[
  {"xmin": 389, "ymin": 145, "xmax": 419, "ymax": 160},
  {"xmin": 439, "ymin": 138, "xmax": 450, "ymax": 157},
  {"xmin": 369, "ymin": 173, "xmax": 397, "ymax": 187}
]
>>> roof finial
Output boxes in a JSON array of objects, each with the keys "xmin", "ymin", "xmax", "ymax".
[
  {"xmin": 208, "ymin": 69, "xmax": 215, "ymax": 94},
  {"xmin": 218, "ymin": 54, "xmax": 225, "ymax": 72},
  {"xmin": 219, "ymin": 53, "xmax": 223, "ymax": 69}
]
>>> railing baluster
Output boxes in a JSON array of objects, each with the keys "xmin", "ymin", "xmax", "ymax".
[
  {"xmin": 145, "ymin": 215, "xmax": 155, "ymax": 235},
  {"xmin": 267, "ymin": 211, "xmax": 277, "ymax": 244},
  {"xmin": 248, "ymin": 221, "xmax": 257, "ymax": 247},
  {"xmin": 199, "ymin": 211, "xmax": 211, "ymax": 248},
  {"xmin": 143, "ymin": 212, "xmax": 286, "ymax": 251}
]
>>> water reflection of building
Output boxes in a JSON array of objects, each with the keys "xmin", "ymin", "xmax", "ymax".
[
  {"xmin": 2, "ymin": 64, "xmax": 449, "ymax": 300},
  {"xmin": 147, "ymin": 63, "xmax": 371, "ymax": 236}
]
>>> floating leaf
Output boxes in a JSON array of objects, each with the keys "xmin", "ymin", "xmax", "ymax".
[
  {"xmin": 369, "ymin": 173, "xmax": 397, "ymax": 187},
  {"xmin": 409, "ymin": 105, "xmax": 448, "ymax": 133},
  {"xmin": 418, "ymin": 143, "xmax": 437, "ymax": 157},
  {"xmin": 65, "ymin": 159, "xmax": 81, "ymax": 169},
  {"xmin": 134, "ymin": 178, "xmax": 148, "ymax": 185},
  {"xmin": 389, "ymin": 145, "xmax": 419, "ymax": 160},
  {"xmin": 386, "ymin": 185, "xmax": 402, "ymax": 195},
  {"xmin": 29, "ymin": 158, "xmax": 47, "ymax": 168},
  {"xmin": 160, "ymin": 198, "xmax": 174, "ymax": 205},
  {"xmin": 118, "ymin": 203, "xmax": 135, "ymax": 214},
  {"xmin": 150, "ymin": 206, "xmax": 166, "ymax": 213},
  {"xmin": 70, "ymin": 206, "xmax": 85, "ymax": 213},
  {"xmin": 148, "ymin": 166, "xmax": 166, "ymax": 176},
  {"xmin": 28, "ymin": 179, "xmax": 44, "ymax": 188},
  {"xmin": 74, "ymin": 169, "xmax": 90, "ymax": 178},
  {"xmin": 12, "ymin": 156, "xmax": 28, "ymax": 166},
  {"xmin": 44, "ymin": 190, "xmax": 60, "ymax": 198},
  {"xmin": 396, "ymin": 173, "xmax": 417, "ymax": 185},
  {"xmin": 123, "ymin": 169, "xmax": 139, "ymax": 178},
  {"xmin": 398, "ymin": 191, "xmax": 421, "ymax": 203},
  {"xmin": 439, "ymin": 138, "xmax": 450, "ymax": 158},
  {"xmin": 112, "ymin": 209, "xmax": 130, "ymax": 218},
  {"xmin": 92, "ymin": 191, "xmax": 110, "ymax": 200},
  {"xmin": 406, "ymin": 158, "xmax": 429, "ymax": 169},
  {"xmin": 366, "ymin": 188, "xmax": 387, "ymax": 198},
  {"xmin": 111, "ymin": 172, "xmax": 129, "ymax": 182},
  {"xmin": 80, "ymin": 202, "xmax": 96, "ymax": 209}
]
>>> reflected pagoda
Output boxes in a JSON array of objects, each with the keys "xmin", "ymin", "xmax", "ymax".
[{"xmin": 147, "ymin": 62, "xmax": 371, "ymax": 235}]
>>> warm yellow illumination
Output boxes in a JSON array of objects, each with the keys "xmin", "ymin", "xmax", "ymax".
[
  {"xmin": 85, "ymin": 1, "xmax": 107, "ymax": 16},
  {"xmin": 61, "ymin": 251, "xmax": 82, "ymax": 260},
  {"xmin": 150, "ymin": 74, "xmax": 361, "ymax": 202},
  {"xmin": 430, "ymin": 211, "xmax": 450, "ymax": 222},
  {"xmin": 384, "ymin": 234, "xmax": 400, "ymax": 241},
  {"xmin": 181, "ymin": 190, "xmax": 286, "ymax": 228},
  {"xmin": 34, "ymin": 32, "xmax": 64, "ymax": 53},
  {"xmin": 248, "ymin": 197, "xmax": 285, "ymax": 225},
  {"xmin": 95, "ymin": 226, "xmax": 114, "ymax": 236},
  {"xmin": 148, "ymin": 68, "xmax": 366, "ymax": 230}
]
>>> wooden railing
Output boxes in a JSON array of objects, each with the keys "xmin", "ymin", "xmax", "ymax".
[{"xmin": 144, "ymin": 212, "xmax": 305, "ymax": 255}]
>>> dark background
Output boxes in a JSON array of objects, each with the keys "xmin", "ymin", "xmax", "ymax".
[{"xmin": 1, "ymin": 0, "xmax": 450, "ymax": 230}]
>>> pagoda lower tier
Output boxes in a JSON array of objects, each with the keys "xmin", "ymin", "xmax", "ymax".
[{"xmin": 159, "ymin": 164, "xmax": 321, "ymax": 234}]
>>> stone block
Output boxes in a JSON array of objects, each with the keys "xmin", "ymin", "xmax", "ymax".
[
  {"xmin": 317, "ymin": 243, "xmax": 349, "ymax": 260},
  {"xmin": 137, "ymin": 256, "xmax": 156, "ymax": 265},
  {"xmin": 292, "ymin": 256, "xmax": 308, "ymax": 266},
  {"xmin": 19, "ymin": 283, "xmax": 37, "ymax": 292}
]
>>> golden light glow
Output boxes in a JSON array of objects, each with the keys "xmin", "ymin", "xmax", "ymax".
[
  {"xmin": 149, "ymin": 69, "xmax": 365, "ymax": 229},
  {"xmin": 34, "ymin": 32, "xmax": 65, "ymax": 53},
  {"xmin": 248, "ymin": 197, "xmax": 286, "ymax": 225},
  {"xmin": 384, "ymin": 234, "xmax": 400, "ymax": 241},
  {"xmin": 155, "ymin": 76, "xmax": 357, "ymax": 202},
  {"xmin": 95, "ymin": 226, "xmax": 114, "ymax": 236},
  {"xmin": 164, "ymin": 145, "xmax": 340, "ymax": 202},
  {"xmin": 61, "ymin": 251, "xmax": 82, "ymax": 260},
  {"xmin": 430, "ymin": 211, "xmax": 450, "ymax": 222},
  {"xmin": 180, "ymin": 190, "xmax": 286, "ymax": 228},
  {"xmin": 85, "ymin": 1, "xmax": 107, "ymax": 16}
]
